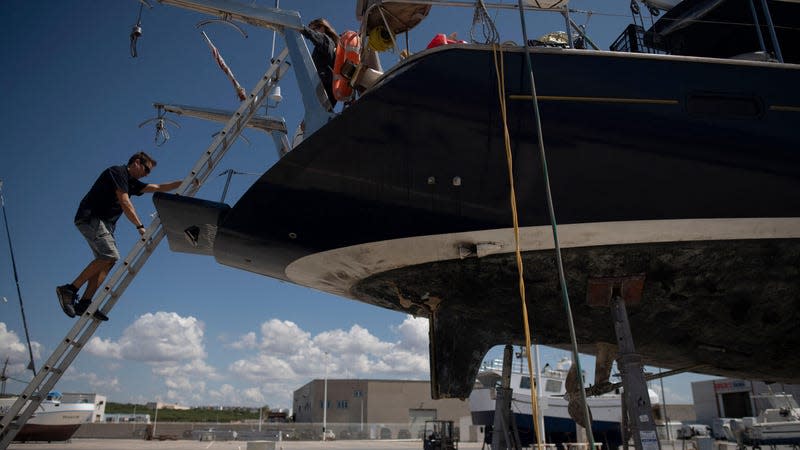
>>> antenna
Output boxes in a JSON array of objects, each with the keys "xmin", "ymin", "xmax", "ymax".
[{"xmin": 0, "ymin": 182, "xmax": 37, "ymax": 376}]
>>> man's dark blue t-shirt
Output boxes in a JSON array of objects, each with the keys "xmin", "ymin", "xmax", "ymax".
[{"xmin": 74, "ymin": 165, "xmax": 147, "ymax": 226}]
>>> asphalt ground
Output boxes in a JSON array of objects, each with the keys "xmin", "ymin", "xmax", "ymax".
[{"xmin": 7, "ymin": 438, "xmax": 484, "ymax": 450}]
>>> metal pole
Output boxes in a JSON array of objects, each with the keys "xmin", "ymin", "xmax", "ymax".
[
  {"xmin": 658, "ymin": 368, "xmax": 670, "ymax": 440},
  {"xmin": 153, "ymin": 402, "xmax": 159, "ymax": 438},
  {"xmin": 219, "ymin": 169, "xmax": 234, "ymax": 203},
  {"xmin": 757, "ymin": 0, "xmax": 784, "ymax": 63},
  {"xmin": 747, "ymin": 0, "xmax": 767, "ymax": 55},
  {"xmin": 323, "ymin": 352, "xmax": 328, "ymax": 441},
  {"xmin": 562, "ymin": 10, "xmax": 574, "ymax": 49},
  {"xmin": 0, "ymin": 181, "xmax": 37, "ymax": 375},
  {"xmin": 533, "ymin": 343, "xmax": 546, "ymax": 444}
]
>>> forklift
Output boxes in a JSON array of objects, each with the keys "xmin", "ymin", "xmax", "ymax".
[{"xmin": 423, "ymin": 420, "xmax": 458, "ymax": 450}]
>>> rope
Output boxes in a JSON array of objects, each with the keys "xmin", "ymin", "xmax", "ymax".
[
  {"xmin": 515, "ymin": 0, "xmax": 597, "ymax": 447},
  {"xmin": 490, "ymin": 42, "xmax": 544, "ymax": 450}
]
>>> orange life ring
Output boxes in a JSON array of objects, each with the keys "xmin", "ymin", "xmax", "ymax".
[{"xmin": 333, "ymin": 30, "xmax": 361, "ymax": 102}]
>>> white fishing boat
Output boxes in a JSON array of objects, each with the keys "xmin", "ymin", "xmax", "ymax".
[
  {"xmin": 470, "ymin": 357, "xmax": 659, "ymax": 449},
  {"xmin": 0, "ymin": 391, "xmax": 94, "ymax": 442}
]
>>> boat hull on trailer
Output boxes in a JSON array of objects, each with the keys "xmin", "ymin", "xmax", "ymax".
[
  {"xmin": 155, "ymin": 44, "xmax": 800, "ymax": 398},
  {"xmin": 0, "ymin": 396, "xmax": 93, "ymax": 442}
]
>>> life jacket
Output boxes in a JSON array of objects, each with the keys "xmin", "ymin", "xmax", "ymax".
[{"xmin": 333, "ymin": 30, "xmax": 361, "ymax": 102}]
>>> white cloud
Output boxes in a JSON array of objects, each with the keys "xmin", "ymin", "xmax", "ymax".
[
  {"xmin": 314, "ymin": 324, "xmax": 393, "ymax": 355},
  {"xmin": 82, "ymin": 312, "xmax": 213, "ymax": 403},
  {"xmin": 394, "ymin": 316, "xmax": 429, "ymax": 352},
  {"xmin": 86, "ymin": 312, "xmax": 206, "ymax": 362},
  {"xmin": 64, "ymin": 367, "xmax": 121, "ymax": 392},
  {"xmin": 258, "ymin": 319, "xmax": 312, "ymax": 355},
  {"xmin": 0, "ymin": 322, "xmax": 41, "ymax": 377},
  {"xmin": 66, "ymin": 314, "xmax": 432, "ymax": 408},
  {"xmin": 242, "ymin": 387, "xmax": 266, "ymax": 404},
  {"xmin": 229, "ymin": 354, "xmax": 297, "ymax": 382},
  {"xmin": 223, "ymin": 315, "xmax": 432, "ymax": 406},
  {"xmin": 230, "ymin": 331, "xmax": 257, "ymax": 349},
  {"xmin": 86, "ymin": 336, "xmax": 122, "ymax": 359}
]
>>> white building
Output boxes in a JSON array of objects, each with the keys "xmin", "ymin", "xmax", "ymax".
[{"xmin": 691, "ymin": 378, "xmax": 800, "ymax": 436}]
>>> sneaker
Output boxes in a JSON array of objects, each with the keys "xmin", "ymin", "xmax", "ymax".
[
  {"xmin": 75, "ymin": 298, "xmax": 108, "ymax": 322},
  {"xmin": 56, "ymin": 285, "xmax": 77, "ymax": 318}
]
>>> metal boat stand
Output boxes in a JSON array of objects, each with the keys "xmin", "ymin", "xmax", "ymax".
[
  {"xmin": 491, "ymin": 345, "xmax": 524, "ymax": 450},
  {"xmin": 590, "ymin": 276, "xmax": 662, "ymax": 450}
]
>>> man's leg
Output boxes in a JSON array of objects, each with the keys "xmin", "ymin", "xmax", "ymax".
[
  {"xmin": 73, "ymin": 258, "xmax": 114, "ymax": 321},
  {"xmin": 72, "ymin": 257, "xmax": 116, "ymax": 297},
  {"xmin": 67, "ymin": 218, "xmax": 118, "ymax": 321}
]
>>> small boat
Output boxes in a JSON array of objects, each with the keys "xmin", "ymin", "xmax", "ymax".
[
  {"xmin": 0, "ymin": 391, "xmax": 94, "ymax": 442},
  {"xmin": 726, "ymin": 391, "xmax": 800, "ymax": 447},
  {"xmin": 469, "ymin": 357, "xmax": 659, "ymax": 449}
]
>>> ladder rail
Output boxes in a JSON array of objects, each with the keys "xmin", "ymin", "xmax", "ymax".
[
  {"xmin": 0, "ymin": 49, "xmax": 290, "ymax": 449},
  {"xmin": 178, "ymin": 49, "xmax": 291, "ymax": 197}
]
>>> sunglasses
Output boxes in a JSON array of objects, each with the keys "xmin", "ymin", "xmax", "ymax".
[{"xmin": 139, "ymin": 159, "xmax": 151, "ymax": 175}]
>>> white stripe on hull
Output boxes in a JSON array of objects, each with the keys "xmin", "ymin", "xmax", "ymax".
[{"xmin": 287, "ymin": 217, "xmax": 800, "ymax": 296}]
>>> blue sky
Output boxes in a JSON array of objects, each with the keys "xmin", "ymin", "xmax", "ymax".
[{"xmin": 0, "ymin": 0, "xmax": 713, "ymax": 410}]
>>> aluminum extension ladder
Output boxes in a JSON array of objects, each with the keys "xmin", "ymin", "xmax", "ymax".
[{"xmin": 0, "ymin": 47, "xmax": 290, "ymax": 449}]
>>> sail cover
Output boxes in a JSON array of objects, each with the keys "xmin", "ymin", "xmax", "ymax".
[{"xmin": 356, "ymin": 0, "xmax": 432, "ymax": 34}]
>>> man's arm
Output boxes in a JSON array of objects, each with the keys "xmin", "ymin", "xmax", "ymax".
[
  {"xmin": 116, "ymin": 189, "xmax": 146, "ymax": 235},
  {"xmin": 142, "ymin": 180, "xmax": 182, "ymax": 193}
]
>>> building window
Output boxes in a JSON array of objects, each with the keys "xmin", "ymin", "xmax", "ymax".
[
  {"xmin": 353, "ymin": 390, "xmax": 363, "ymax": 398},
  {"xmin": 337, "ymin": 400, "xmax": 348, "ymax": 409},
  {"xmin": 319, "ymin": 400, "xmax": 330, "ymax": 409},
  {"xmin": 520, "ymin": 376, "xmax": 532, "ymax": 389}
]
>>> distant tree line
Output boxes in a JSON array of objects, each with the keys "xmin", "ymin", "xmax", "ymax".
[{"xmin": 105, "ymin": 402, "xmax": 269, "ymax": 423}]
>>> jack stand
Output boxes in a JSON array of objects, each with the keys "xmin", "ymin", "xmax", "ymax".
[
  {"xmin": 611, "ymin": 290, "xmax": 661, "ymax": 450},
  {"xmin": 492, "ymin": 345, "xmax": 522, "ymax": 450}
]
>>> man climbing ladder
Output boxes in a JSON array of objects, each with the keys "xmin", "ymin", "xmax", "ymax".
[
  {"xmin": 56, "ymin": 151, "xmax": 181, "ymax": 321},
  {"xmin": 0, "ymin": 44, "xmax": 292, "ymax": 447}
]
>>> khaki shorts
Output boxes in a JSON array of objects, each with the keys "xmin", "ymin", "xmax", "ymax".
[{"xmin": 75, "ymin": 217, "xmax": 119, "ymax": 261}]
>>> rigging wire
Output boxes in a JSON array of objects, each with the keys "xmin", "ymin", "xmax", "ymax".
[
  {"xmin": 514, "ymin": 1, "xmax": 597, "ymax": 447},
  {"xmin": 470, "ymin": 0, "xmax": 500, "ymax": 44},
  {"xmin": 0, "ymin": 182, "xmax": 37, "ymax": 377}
]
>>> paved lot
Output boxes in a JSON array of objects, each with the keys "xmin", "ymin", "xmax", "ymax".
[{"xmin": 8, "ymin": 438, "xmax": 484, "ymax": 450}]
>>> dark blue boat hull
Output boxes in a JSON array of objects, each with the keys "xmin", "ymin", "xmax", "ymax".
[{"xmin": 156, "ymin": 45, "xmax": 800, "ymax": 399}]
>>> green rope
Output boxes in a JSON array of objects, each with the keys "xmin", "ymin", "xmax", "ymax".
[{"xmin": 515, "ymin": 1, "xmax": 596, "ymax": 447}]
